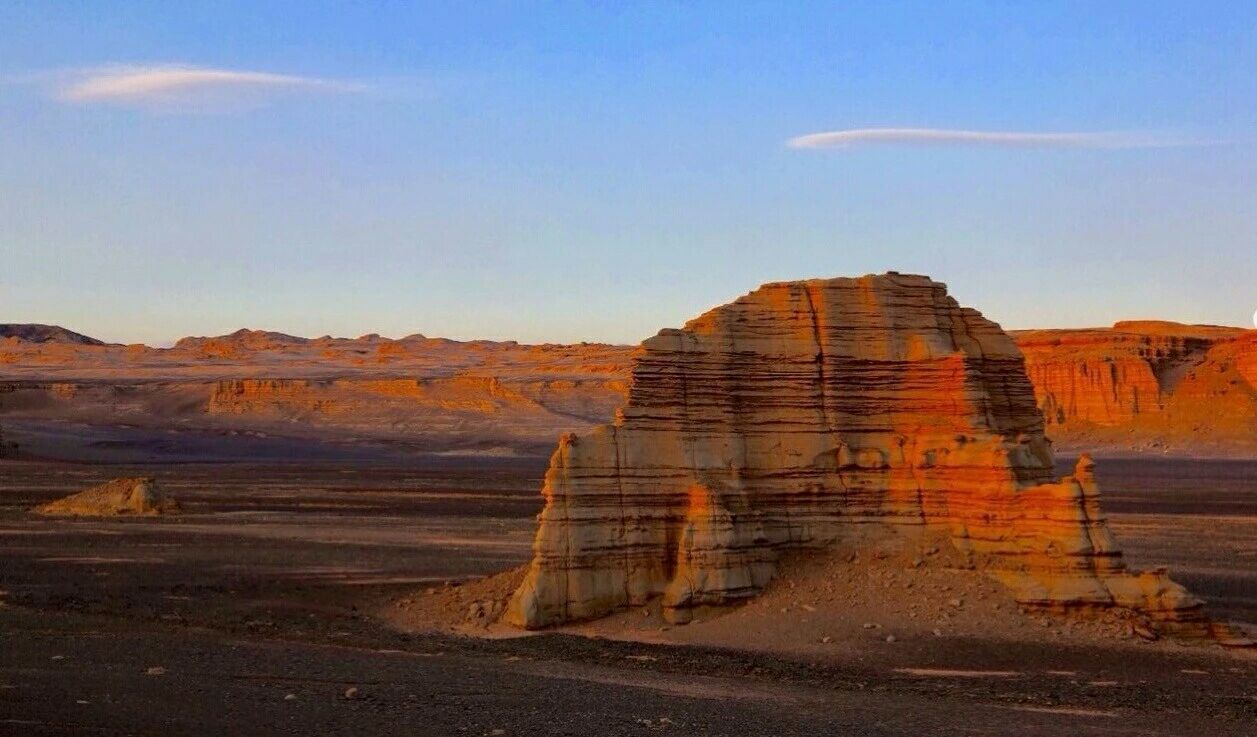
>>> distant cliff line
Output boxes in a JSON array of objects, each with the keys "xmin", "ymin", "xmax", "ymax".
[{"xmin": 1, "ymin": 320, "xmax": 1253, "ymax": 459}]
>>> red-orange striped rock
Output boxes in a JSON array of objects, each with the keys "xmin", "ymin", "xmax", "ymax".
[
  {"xmin": 1013, "ymin": 323, "xmax": 1256, "ymax": 456},
  {"xmin": 505, "ymin": 274, "xmax": 1208, "ymax": 637}
]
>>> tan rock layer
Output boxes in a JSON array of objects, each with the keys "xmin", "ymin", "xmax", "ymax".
[{"xmin": 506, "ymin": 274, "xmax": 1208, "ymax": 639}]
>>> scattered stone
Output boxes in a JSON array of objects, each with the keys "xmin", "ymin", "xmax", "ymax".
[
  {"xmin": 34, "ymin": 477, "xmax": 178, "ymax": 517},
  {"xmin": 343, "ymin": 687, "xmax": 360, "ymax": 700},
  {"xmin": 885, "ymin": 635, "xmax": 897, "ymax": 644},
  {"xmin": 145, "ymin": 667, "xmax": 166, "ymax": 676}
]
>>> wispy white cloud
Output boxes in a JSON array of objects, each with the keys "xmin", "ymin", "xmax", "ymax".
[
  {"xmin": 787, "ymin": 127, "xmax": 1208, "ymax": 150},
  {"xmin": 50, "ymin": 64, "xmax": 361, "ymax": 110}
]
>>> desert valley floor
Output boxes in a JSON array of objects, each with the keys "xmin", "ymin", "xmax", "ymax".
[{"xmin": 1, "ymin": 456, "xmax": 1254, "ymax": 736}]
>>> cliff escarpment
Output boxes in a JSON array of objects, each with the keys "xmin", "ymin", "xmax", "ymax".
[{"xmin": 1013, "ymin": 323, "xmax": 1256, "ymax": 456}]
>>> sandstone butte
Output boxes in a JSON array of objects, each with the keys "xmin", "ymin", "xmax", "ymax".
[{"xmin": 504, "ymin": 273, "xmax": 1227, "ymax": 642}]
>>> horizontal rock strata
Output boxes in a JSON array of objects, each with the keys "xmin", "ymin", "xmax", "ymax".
[
  {"xmin": 505, "ymin": 274, "xmax": 1209, "ymax": 637},
  {"xmin": 1013, "ymin": 323, "xmax": 1256, "ymax": 455}
]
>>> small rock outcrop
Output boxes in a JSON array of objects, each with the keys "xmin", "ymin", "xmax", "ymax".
[
  {"xmin": 505, "ymin": 274, "xmax": 1210, "ymax": 638},
  {"xmin": 34, "ymin": 477, "xmax": 179, "ymax": 517}
]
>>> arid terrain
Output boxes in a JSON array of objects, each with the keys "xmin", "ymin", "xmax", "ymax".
[
  {"xmin": 8, "ymin": 1, "xmax": 1257, "ymax": 732},
  {"xmin": 2, "ymin": 318, "xmax": 1254, "ymax": 463},
  {"xmin": 0, "ymin": 326, "xmax": 633, "ymax": 462},
  {"xmin": 0, "ymin": 457, "xmax": 1254, "ymax": 736}
]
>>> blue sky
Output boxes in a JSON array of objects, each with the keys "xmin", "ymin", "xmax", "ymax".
[{"xmin": 2, "ymin": 2, "xmax": 1254, "ymax": 345}]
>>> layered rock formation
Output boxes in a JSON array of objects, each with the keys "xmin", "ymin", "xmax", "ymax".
[
  {"xmin": 505, "ymin": 274, "xmax": 1208, "ymax": 637},
  {"xmin": 35, "ymin": 477, "xmax": 178, "ymax": 517},
  {"xmin": 1014, "ymin": 323, "xmax": 1256, "ymax": 455}
]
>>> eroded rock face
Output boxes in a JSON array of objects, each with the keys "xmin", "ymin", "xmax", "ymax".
[
  {"xmin": 1013, "ymin": 323, "xmax": 1255, "ymax": 455},
  {"xmin": 34, "ymin": 477, "xmax": 178, "ymax": 517},
  {"xmin": 505, "ymin": 274, "xmax": 1207, "ymax": 636}
]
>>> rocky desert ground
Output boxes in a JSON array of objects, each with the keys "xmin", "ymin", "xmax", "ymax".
[{"xmin": 0, "ymin": 458, "xmax": 1254, "ymax": 736}]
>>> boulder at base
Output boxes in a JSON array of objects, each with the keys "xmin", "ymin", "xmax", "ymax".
[{"xmin": 34, "ymin": 477, "xmax": 179, "ymax": 517}]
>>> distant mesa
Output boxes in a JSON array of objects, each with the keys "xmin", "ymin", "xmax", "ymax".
[
  {"xmin": 503, "ymin": 273, "xmax": 1241, "ymax": 645},
  {"xmin": 1109, "ymin": 320, "xmax": 1245, "ymax": 340},
  {"xmin": 171, "ymin": 328, "xmax": 439, "ymax": 353},
  {"xmin": 0, "ymin": 324, "xmax": 108, "ymax": 345},
  {"xmin": 173, "ymin": 328, "xmax": 311, "ymax": 352},
  {"xmin": 34, "ymin": 477, "xmax": 179, "ymax": 517}
]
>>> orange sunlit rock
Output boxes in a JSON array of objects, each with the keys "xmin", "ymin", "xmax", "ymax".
[{"xmin": 1013, "ymin": 323, "xmax": 1256, "ymax": 455}]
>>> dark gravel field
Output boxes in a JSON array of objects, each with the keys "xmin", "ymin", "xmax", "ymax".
[{"xmin": 1, "ymin": 458, "xmax": 1254, "ymax": 736}]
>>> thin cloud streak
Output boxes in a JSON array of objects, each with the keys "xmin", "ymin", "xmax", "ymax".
[
  {"xmin": 54, "ymin": 64, "xmax": 361, "ymax": 108},
  {"xmin": 787, "ymin": 127, "xmax": 1208, "ymax": 150}
]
